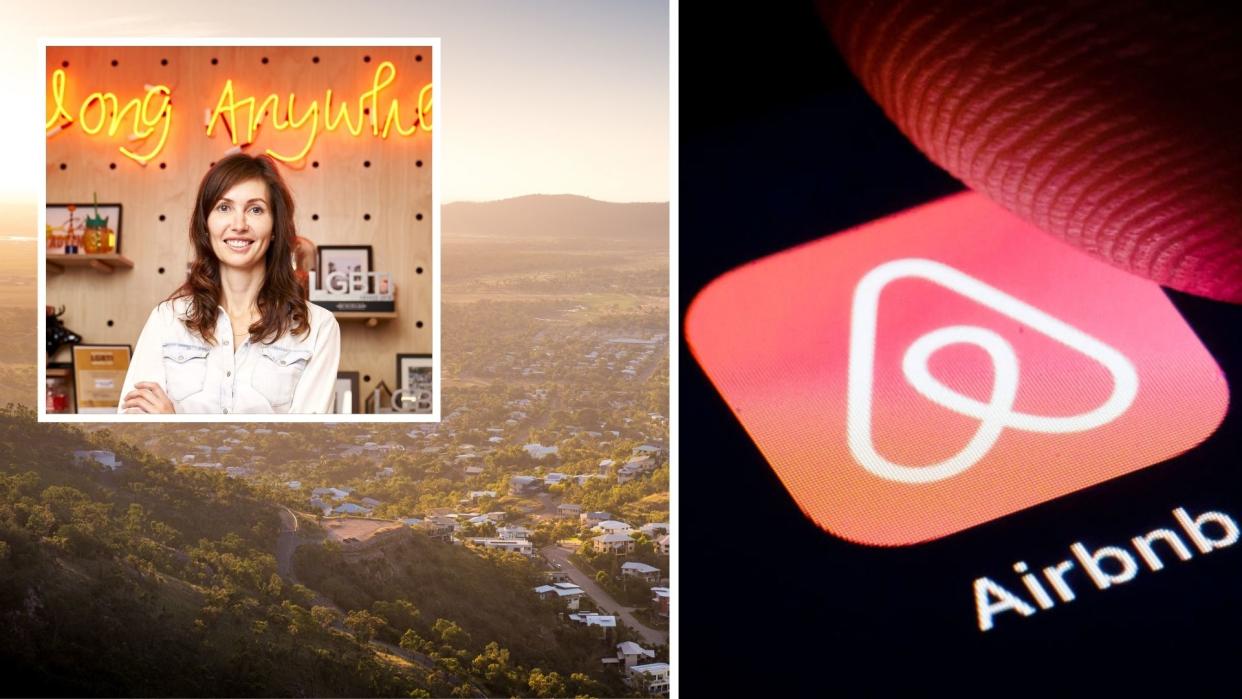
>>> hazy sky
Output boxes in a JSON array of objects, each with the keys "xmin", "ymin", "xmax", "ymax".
[{"xmin": 4, "ymin": 0, "xmax": 669, "ymax": 233}]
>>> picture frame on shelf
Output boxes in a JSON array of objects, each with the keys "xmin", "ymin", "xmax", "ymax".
[
  {"xmin": 70, "ymin": 344, "xmax": 131, "ymax": 414},
  {"xmin": 396, "ymin": 353, "xmax": 433, "ymax": 414},
  {"xmin": 317, "ymin": 245, "xmax": 373, "ymax": 293},
  {"xmin": 334, "ymin": 371, "xmax": 360, "ymax": 414},
  {"xmin": 47, "ymin": 203, "xmax": 123, "ymax": 255}
]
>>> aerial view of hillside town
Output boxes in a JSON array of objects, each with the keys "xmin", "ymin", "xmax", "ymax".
[{"xmin": 0, "ymin": 198, "xmax": 670, "ymax": 697}]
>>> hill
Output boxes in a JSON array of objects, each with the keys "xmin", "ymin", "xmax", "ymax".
[{"xmin": 443, "ymin": 195, "xmax": 668, "ymax": 245}]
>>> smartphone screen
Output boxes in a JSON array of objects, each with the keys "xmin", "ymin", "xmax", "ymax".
[{"xmin": 680, "ymin": 5, "xmax": 1242, "ymax": 693}]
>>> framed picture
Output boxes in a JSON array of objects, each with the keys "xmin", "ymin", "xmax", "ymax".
[
  {"xmin": 47, "ymin": 203, "xmax": 123, "ymax": 254},
  {"xmin": 334, "ymin": 371, "xmax": 360, "ymax": 414},
  {"xmin": 396, "ymin": 353, "xmax": 433, "ymax": 413},
  {"xmin": 317, "ymin": 245, "xmax": 373, "ymax": 293},
  {"xmin": 71, "ymin": 344, "xmax": 132, "ymax": 413}
]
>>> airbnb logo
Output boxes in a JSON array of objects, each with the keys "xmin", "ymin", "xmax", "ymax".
[
  {"xmin": 686, "ymin": 193, "xmax": 1228, "ymax": 546},
  {"xmin": 846, "ymin": 258, "xmax": 1139, "ymax": 484}
]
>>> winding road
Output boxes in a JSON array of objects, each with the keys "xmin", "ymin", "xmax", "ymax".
[{"xmin": 541, "ymin": 543, "xmax": 668, "ymax": 647}]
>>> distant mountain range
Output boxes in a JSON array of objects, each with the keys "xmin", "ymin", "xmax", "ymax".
[{"xmin": 442, "ymin": 194, "xmax": 668, "ymax": 243}]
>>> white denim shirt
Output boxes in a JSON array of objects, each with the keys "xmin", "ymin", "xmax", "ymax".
[{"xmin": 118, "ymin": 296, "xmax": 340, "ymax": 414}]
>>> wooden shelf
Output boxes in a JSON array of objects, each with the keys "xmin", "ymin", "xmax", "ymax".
[
  {"xmin": 48, "ymin": 254, "xmax": 134, "ymax": 275},
  {"xmin": 334, "ymin": 311, "xmax": 398, "ymax": 328}
]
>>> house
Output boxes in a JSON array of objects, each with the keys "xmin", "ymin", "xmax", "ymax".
[
  {"xmin": 543, "ymin": 472, "xmax": 568, "ymax": 486},
  {"xmin": 533, "ymin": 582, "xmax": 585, "ymax": 610},
  {"xmin": 639, "ymin": 522, "xmax": 669, "ymax": 537},
  {"xmin": 497, "ymin": 525, "xmax": 532, "ymax": 541},
  {"xmin": 544, "ymin": 570, "xmax": 573, "ymax": 584},
  {"xmin": 592, "ymin": 533, "xmax": 636, "ymax": 554},
  {"xmin": 312, "ymin": 487, "xmax": 351, "ymax": 501},
  {"xmin": 598, "ymin": 459, "xmax": 615, "ymax": 475},
  {"xmin": 628, "ymin": 663, "xmax": 670, "ymax": 697},
  {"xmin": 656, "ymin": 534, "xmax": 670, "ymax": 556},
  {"xmin": 308, "ymin": 498, "xmax": 331, "ymax": 514},
  {"xmin": 463, "ymin": 465, "xmax": 485, "ymax": 476},
  {"xmin": 616, "ymin": 465, "xmax": 641, "ymax": 484},
  {"xmin": 614, "ymin": 641, "xmax": 656, "ymax": 669},
  {"xmin": 621, "ymin": 561, "xmax": 661, "ymax": 583},
  {"xmin": 474, "ymin": 538, "xmax": 534, "ymax": 556},
  {"xmin": 580, "ymin": 511, "xmax": 612, "ymax": 526},
  {"xmin": 466, "ymin": 490, "xmax": 497, "ymax": 502},
  {"xmin": 332, "ymin": 503, "xmax": 371, "ymax": 515},
  {"xmin": 557, "ymin": 503, "xmax": 583, "ymax": 518},
  {"xmin": 593, "ymin": 520, "xmax": 633, "ymax": 536},
  {"xmin": 418, "ymin": 517, "xmax": 455, "ymax": 542},
  {"xmin": 523, "ymin": 443, "xmax": 559, "ymax": 460},
  {"xmin": 73, "ymin": 450, "xmax": 121, "ymax": 471},
  {"xmin": 181, "ymin": 454, "xmax": 196, "ymax": 463},
  {"xmin": 216, "ymin": 446, "xmax": 232, "ymax": 454},
  {"xmin": 509, "ymin": 475, "xmax": 544, "ymax": 496},
  {"xmin": 575, "ymin": 474, "xmax": 605, "ymax": 486},
  {"xmin": 568, "ymin": 613, "xmax": 616, "ymax": 630},
  {"xmin": 360, "ymin": 497, "xmax": 382, "ymax": 508},
  {"xmin": 633, "ymin": 444, "xmax": 662, "ymax": 455},
  {"xmin": 651, "ymin": 587, "xmax": 670, "ymax": 617},
  {"xmin": 376, "ymin": 467, "xmax": 395, "ymax": 477},
  {"xmin": 225, "ymin": 466, "xmax": 253, "ymax": 478}
]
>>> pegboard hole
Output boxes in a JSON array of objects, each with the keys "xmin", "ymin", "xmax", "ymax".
[
  {"xmin": 59, "ymin": 163, "xmax": 67, "ymax": 171},
  {"xmin": 363, "ymin": 55, "xmax": 371, "ymax": 63},
  {"xmin": 416, "ymin": 160, "xmax": 423, "ymax": 168},
  {"xmin": 109, "ymin": 163, "xmax": 117, "ymax": 170},
  {"xmin": 159, "ymin": 214, "xmax": 166, "ymax": 222},
  {"xmin": 312, "ymin": 56, "xmax": 320, "ymax": 64},
  {"xmin": 61, "ymin": 60, "xmax": 69, "ymax": 68},
  {"xmin": 111, "ymin": 59, "xmax": 118, "ymax": 67},
  {"xmin": 159, "ymin": 162, "xmax": 167, "ymax": 170},
  {"xmin": 312, "ymin": 161, "xmax": 319, "ymax": 169},
  {"xmin": 106, "ymin": 320, "xmax": 114, "ymax": 327},
  {"xmin": 363, "ymin": 374, "xmax": 371, "ymax": 383},
  {"xmin": 416, "ymin": 321, "xmax": 424, "ymax": 329},
  {"xmin": 363, "ymin": 213, "xmax": 371, "ymax": 221},
  {"xmin": 311, "ymin": 214, "xmax": 319, "ymax": 221},
  {"xmin": 416, "ymin": 266, "xmax": 424, "ymax": 274},
  {"xmin": 158, "ymin": 267, "xmax": 166, "ymax": 275},
  {"xmin": 416, "ymin": 54, "xmax": 423, "ymax": 62},
  {"xmin": 363, "ymin": 160, "xmax": 371, "ymax": 168},
  {"xmin": 211, "ymin": 57, "xmax": 218, "ymax": 65},
  {"xmin": 416, "ymin": 213, "xmax": 423, "ymax": 221},
  {"xmin": 161, "ymin": 58, "xmax": 168, "ymax": 66},
  {"xmin": 261, "ymin": 56, "xmax": 269, "ymax": 64}
]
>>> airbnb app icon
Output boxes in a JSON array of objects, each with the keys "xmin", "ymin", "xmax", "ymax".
[{"xmin": 686, "ymin": 193, "xmax": 1229, "ymax": 546}]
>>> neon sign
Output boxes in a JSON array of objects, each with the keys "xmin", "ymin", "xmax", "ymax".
[
  {"xmin": 46, "ymin": 60, "xmax": 432, "ymax": 166},
  {"xmin": 207, "ymin": 61, "xmax": 432, "ymax": 163},
  {"xmin": 45, "ymin": 68, "xmax": 173, "ymax": 165}
]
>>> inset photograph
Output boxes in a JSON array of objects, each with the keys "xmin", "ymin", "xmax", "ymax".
[{"xmin": 40, "ymin": 40, "xmax": 438, "ymax": 420}]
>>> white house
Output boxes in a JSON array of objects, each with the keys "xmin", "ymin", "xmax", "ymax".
[
  {"xmin": 593, "ymin": 520, "xmax": 633, "ymax": 536},
  {"xmin": 592, "ymin": 533, "xmax": 636, "ymax": 554},
  {"xmin": 621, "ymin": 561, "xmax": 661, "ymax": 583},
  {"xmin": 474, "ymin": 538, "xmax": 534, "ymax": 556},
  {"xmin": 509, "ymin": 475, "xmax": 543, "ymax": 495},
  {"xmin": 598, "ymin": 459, "xmax": 615, "ymax": 475},
  {"xmin": 614, "ymin": 641, "xmax": 655, "ymax": 669},
  {"xmin": 569, "ymin": 613, "xmax": 616, "ymax": 630},
  {"xmin": 73, "ymin": 450, "xmax": 120, "ymax": 471},
  {"xmin": 332, "ymin": 503, "xmax": 371, "ymax": 515},
  {"xmin": 360, "ymin": 497, "xmax": 382, "ymax": 508},
  {"xmin": 628, "ymin": 663, "xmax": 670, "ymax": 697},
  {"xmin": 543, "ymin": 472, "xmax": 568, "ymax": 486},
  {"xmin": 533, "ymin": 582, "xmax": 585, "ymax": 610},
  {"xmin": 656, "ymin": 534, "xmax": 670, "ymax": 556},
  {"xmin": 497, "ymin": 525, "xmax": 532, "ymax": 541},
  {"xmin": 557, "ymin": 503, "xmax": 583, "ymax": 518}
]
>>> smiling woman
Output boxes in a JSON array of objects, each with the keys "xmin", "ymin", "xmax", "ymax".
[{"xmin": 117, "ymin": 154, "xmax": 340, "ymax": 414}]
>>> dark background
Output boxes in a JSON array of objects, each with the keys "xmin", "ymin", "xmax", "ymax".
[{"xmin": 680, "ymin": 3, "xmax": 1242, "ymax": 692}]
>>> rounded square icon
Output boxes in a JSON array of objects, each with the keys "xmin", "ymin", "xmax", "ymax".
[{"xmin": 685, "ymin": 193, "xmax": 1229, "ymax": 546}]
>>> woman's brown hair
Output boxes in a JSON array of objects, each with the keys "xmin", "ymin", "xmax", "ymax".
[{"xmin": 171, "ymin": 154, "xmax": 310, "ymax": 345}]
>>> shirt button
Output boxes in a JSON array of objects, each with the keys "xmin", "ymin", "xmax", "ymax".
[
  {"xmin": 226, "ymin": 371, "xmax": 232, "ymax": 377},
  {"xmin": 177, "ymin": 354, "xmax": 184, "ymax": 361},
  {"xmin": 224, "ymin": 340, "xmax": 230, "ymax": 346},
  {"xmin": 223, "ymin": 408, "xmax": 228, "ymax": 414}
]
